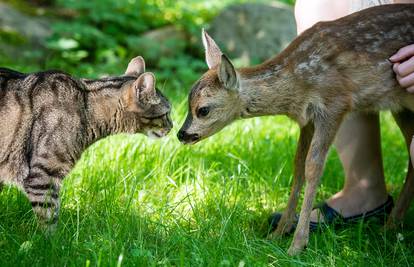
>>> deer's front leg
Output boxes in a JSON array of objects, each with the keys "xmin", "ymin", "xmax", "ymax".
[
  {"xmin": 387, "ymin": 110, "xmax": 414, "ymax": 228},
  {"xmin": 288, "ymin": 114, "xmax": 344, "ymax": 256},
  {"xmin": 271, "ymin": 123, "xmax": 314, "ymax": 237}
]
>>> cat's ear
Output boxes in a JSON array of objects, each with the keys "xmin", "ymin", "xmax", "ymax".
[
  {"xmin": 202, "ymin": 28, "xmax": 222, "ymax": 69},
  {"xmin": 218, "ymin": 54, "xmax": 239, "ymax": 91},
  {"xmin": 125, "ymin": 56, "xmax": 146, "ymax": 77},
  {"xmin": 133, "ymin": 72, "xmax": 159, "ymax": 105}
]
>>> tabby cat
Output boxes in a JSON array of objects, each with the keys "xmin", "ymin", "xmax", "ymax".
[{"xmin": 0, "ymin": 56, "xmax": 172, "ymax": 227}]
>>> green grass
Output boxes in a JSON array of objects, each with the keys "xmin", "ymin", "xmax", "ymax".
[
  {"xmin": 3, "ymin": 0, "xmax": 413, "ymax": 265},
  {"xmin": 0, "ymin": 88, "xmax": 413, "ymax": 266}
]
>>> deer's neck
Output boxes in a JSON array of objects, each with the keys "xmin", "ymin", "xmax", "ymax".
[{"xmin": 238, "ymin": 61, "xmax": 308, "ymax": 125}]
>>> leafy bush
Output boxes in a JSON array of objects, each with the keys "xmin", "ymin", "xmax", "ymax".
[{"xmin": 1, "ymin": 0, "xmax": 295, "ymax": 89}]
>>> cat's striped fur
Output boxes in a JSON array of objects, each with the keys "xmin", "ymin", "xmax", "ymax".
[{"xmin": 0, "ymin": 56, "xmax": 172, "ymax": 227}]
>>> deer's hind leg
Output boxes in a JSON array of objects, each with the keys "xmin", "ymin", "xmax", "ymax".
[{"xmin": 387, "ymin": 109, "xmax": 414, "ymax": 228}]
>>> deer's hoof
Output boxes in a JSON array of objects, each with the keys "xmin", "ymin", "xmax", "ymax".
[
  {"xmin": 384, "ymin": 216, "xmax": 401, "ymax": 231},
  {"xmin": 287, "ymin": 243, "xmax": 305, "ymax": 256}
]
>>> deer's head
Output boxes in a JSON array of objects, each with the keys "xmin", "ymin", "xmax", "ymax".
[{"xmin": 178, "ymin": 30, "xmax": 243, "ymax": 144}]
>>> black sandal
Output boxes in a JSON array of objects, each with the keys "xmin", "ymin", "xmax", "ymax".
[{"xmin": 268, "ymin": 195, "xmax": 394, "ymax": 233}]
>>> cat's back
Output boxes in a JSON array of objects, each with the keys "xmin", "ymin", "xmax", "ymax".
[
  {"xmin": 0, "ymin": 68, "xmax": 85, "ymax": 184},
  {"xmin": 0, "ymin": 67, "xmax": 26, "ymax": 81},
  {"xmin": 0, "ymin": 68, "xmax": 74, "ymax": 119},
  {"xmin": 0, "ymin": 67, "xmax": 26, "ymax": 97},
  {"xmin": 1, "ymin": 68, "xmax": 85, "ymax": 112},
  {"xmin": 0, "ymin": 68, "xmax": 31, "ymax": 136},
  {"xmin": 0, "ymin": 68, "xmax": 33, "ymax": 184}
]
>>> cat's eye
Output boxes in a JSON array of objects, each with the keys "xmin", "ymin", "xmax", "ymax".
[{"xmin": 197, "ymin": 107, "xmax": 210, "ymax": 118}]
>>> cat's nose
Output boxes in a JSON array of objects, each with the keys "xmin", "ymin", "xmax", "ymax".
[
  {"xmin": 177, "ymin": 130, "xmax": 186, "ymax": 141},
  {"xmin": 177, "ymin": 130, "xmax": 199, "ymax": 143}
]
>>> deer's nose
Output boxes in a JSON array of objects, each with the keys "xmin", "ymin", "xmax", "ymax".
[
  {"xmin": 177, "ymin": 130, "xmax": 199, "ymax": 143},
  {"xmin": 177, "ymin": 130, "xmax": 185, "ymax": 141}
]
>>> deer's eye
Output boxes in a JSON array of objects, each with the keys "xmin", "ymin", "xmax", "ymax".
[{"xmin": 197, "ymin": 107, "xmax": 210, "ymax": 118}]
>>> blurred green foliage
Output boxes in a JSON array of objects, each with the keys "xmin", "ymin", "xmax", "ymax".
[{"xmin": 1, "ymin": 0, "xmax": 294, "ymax": 89}]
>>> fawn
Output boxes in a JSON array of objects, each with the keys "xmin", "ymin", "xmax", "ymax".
[{"xmin": 178, "ymin": 4, "xmax": 414, "ymax": 255}]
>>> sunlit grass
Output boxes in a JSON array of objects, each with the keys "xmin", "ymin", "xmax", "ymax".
[{"xmin": 0, "ymin": 91, "xmax": 413, "ymax": 266}]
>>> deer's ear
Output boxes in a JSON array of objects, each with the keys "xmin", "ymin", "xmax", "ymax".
[
  {"xmin": 202, "ymin": 28, "xmax": 222, "ymax": 69},
  {"xmin": 218, "ymin": 54, "xmax": 239, "ymax": 91},
  {"xmin": 132, "ymin": 72, "xmax": 159, "ymax": 105},
  {"xmin": 125, "ymin": 56, "xmax": 146, "ymax": 77}
]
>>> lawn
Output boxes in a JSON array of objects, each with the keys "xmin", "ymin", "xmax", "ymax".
[
  {"xmin": 1, "ymin": 0, "xmax": 414, "ymax": 266},
  {"xmin": 0, "ymin": 89, "xmax": 413, "ymax": 266}
]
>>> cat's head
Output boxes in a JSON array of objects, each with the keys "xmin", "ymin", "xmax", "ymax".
[{"xmin": 121, "ymin": 56, "xmax": 173, "ymax": 138}]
